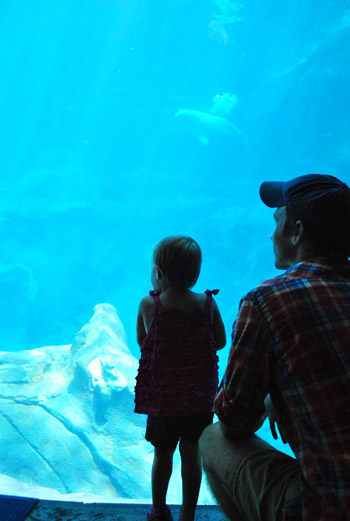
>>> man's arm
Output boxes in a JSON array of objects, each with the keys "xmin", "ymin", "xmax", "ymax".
[
  {"xmin": 219, "ymin": 413, "xmax": 267, "ymax": 439},
  {"xmin": 214, "ymin": 295, "xmax": 271, "ymax": 438}
]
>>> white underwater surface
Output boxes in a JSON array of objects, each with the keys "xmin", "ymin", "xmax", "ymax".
[
  {"xmin": 0, "ymin": 303, "xmax": 291, "ymax": 503},
  {"xmin": 0, "ymin": 303, "xmax": 218, "ymax": 503}
]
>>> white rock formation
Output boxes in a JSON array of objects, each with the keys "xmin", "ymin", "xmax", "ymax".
[{"xmin": 0, "ymin": 304, "xmax": 215, "ymax": 503}]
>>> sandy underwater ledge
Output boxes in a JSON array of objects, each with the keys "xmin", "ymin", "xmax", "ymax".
[{"xmin": 0, "ymin": 303, "xmax": 215, "ymax": 504}]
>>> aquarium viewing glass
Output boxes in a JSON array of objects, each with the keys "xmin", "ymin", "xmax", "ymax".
[{"xmin": 0, "ymin": 0, "xmax": 349, "ymax": 503}]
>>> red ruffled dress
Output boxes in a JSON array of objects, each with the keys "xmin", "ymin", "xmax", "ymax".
[{"xmin": 134, "ymin": 289, "xmax": 219, "ymax": 417}]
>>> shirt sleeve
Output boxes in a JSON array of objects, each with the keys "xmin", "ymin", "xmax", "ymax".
[{"xmin": 214, "ymin": 295, "xmax": 271, "ymax": 436}]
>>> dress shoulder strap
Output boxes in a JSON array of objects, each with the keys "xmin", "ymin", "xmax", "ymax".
[
  {"xmin": 204, "ymin": 289, "xmax": 219, "ymax": 310},
  {"xmin": 149, "ymin": 289, "xmax": 161, "ymax": 307}
]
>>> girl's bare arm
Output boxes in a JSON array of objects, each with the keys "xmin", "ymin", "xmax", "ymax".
[
  {"xmin": 136, "ymin": 295, "xmax": 155, "ymax": 347},
  {"xmin": 212, "ymin": 299, "xmax": 226, "ymax": 350}
]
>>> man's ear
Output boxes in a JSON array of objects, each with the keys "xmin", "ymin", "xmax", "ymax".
[{"xmin": 292, "ymin": 220, "xmax": 304, "ymax": 245}]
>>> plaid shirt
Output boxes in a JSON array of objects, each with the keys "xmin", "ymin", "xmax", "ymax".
[{"xmin": 214, "ymin": 258, "xmax": 350, "ymax": 521}]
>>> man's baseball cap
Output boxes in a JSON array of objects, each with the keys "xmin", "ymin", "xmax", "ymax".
[{"xmin": 259, "ymin": 174, "xmax": 350, "ymax": 211}]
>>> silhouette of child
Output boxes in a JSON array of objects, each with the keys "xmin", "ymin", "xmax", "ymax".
[{"xmin": 135, "ymin": 235, "xmax": 226, "ymax": 521}]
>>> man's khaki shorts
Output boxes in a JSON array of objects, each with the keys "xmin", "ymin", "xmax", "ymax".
[{"xmin": 200, "ymin": 422, "xmax": 301, "ymax": 521}]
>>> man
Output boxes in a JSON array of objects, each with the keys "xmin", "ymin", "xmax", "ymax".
[{"xmin": 199, "ymin": 174, "xmax": 350, "ymax": 521}]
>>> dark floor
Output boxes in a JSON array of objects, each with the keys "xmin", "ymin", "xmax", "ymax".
[{"xmin": 26, "ymin": 501, "xmax": 227, "ymax": 521}]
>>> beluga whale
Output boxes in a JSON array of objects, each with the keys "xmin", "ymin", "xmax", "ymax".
[{"xmin": 174, "ymin": 93, "xmax": 247, "ymax": 147}]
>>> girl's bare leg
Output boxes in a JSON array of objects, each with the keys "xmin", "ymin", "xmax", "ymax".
[
  {"xmin": 179, "ymin": 439, "xmax": 202, "ymax": 520},
  {"xmin": 152, "ymin": 446, "xmax": 176, "ymax": 514}
]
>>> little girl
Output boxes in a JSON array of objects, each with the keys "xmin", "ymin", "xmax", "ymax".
[{"xmin": 135, "ymin": 235, "xmax": 226, "ymax": 521}]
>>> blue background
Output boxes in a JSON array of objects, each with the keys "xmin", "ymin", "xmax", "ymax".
[{"xmin": 0, "ymin": 1, "xmax": 349, "ymax": 457}]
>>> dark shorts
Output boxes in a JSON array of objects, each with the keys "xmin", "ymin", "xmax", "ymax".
[{"xmin": 146, "ymin": 412, "xmax": 214, "ymax": 450}]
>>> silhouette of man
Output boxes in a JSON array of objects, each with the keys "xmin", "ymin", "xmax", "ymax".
[{"xmin": 200, "ymin": 174, "xmax": 350, "ymax": 521}]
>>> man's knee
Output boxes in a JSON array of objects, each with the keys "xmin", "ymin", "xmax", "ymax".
[
  {"xmin": 199, "ymin": 422, "xmax": 223, "ymax": 467},
  {"xmin": 200, "ymin": 422, "xmax": 273, "ymax": 473}
]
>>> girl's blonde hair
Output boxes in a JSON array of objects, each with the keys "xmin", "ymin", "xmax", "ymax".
[{"xmin": 153, "ymin": 235, "xmax": 202, "ymax": 289}]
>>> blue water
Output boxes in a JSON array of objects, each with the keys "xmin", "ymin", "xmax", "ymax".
[{"xmin": 0, "ymin": 0, "xmax": 350, "ymax": 489}]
